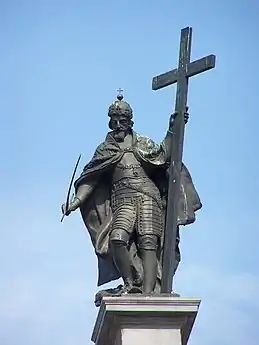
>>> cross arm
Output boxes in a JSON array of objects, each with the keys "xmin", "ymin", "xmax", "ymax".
[
  {"xmin": 152, "ymin": 54, "xmax": 216, "ymax": 91},
  {"xmin": 152, "ymin": 68, "xmax": 178, "ymax": 91},
  {"xmin": 187, "ymin": 54, "xmax": 216, "ymax": 78}
]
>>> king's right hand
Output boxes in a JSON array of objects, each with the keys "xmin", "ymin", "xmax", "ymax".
[
  {"xmin": 61, "ymin": 197, "xmax": 81, "ymax": 216},
  {"xmin": 61, "ymin": 202, "xmax": 71, "ymax": 216}
]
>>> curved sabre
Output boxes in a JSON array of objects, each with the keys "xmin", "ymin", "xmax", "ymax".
[{"xmin": 61, "ymin": 154, "xmax": 82, "ymax": 222}]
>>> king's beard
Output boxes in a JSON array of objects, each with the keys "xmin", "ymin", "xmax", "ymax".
[{"xmin": 113, "ymin": 128, "xmax": 131, "ymax": 142}]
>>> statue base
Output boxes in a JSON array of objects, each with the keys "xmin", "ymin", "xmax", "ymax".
[{"xmin": 91, "ymin": 295, "xmax": 200, "ymax": 345}]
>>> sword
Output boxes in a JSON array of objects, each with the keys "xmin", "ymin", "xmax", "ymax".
[{"xmin": 61, "ymin": 154, "xmax": 82, "ymax": 222}]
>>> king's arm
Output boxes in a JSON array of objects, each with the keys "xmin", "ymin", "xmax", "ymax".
[
  {"xmin": 61, "ymin": 143, "xmax": 105, "ymax": 217},
  {"xmin": 162, "ymin": 108, "xmax": 189, "ymax": 161},
  {"xmin": 66, "ymin": 182, "xmax": 98, "ymax": 214}
]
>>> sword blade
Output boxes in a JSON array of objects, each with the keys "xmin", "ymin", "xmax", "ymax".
[{"xmin": 60, "ymin": 154, "xmax": 82, "ymax": 222}]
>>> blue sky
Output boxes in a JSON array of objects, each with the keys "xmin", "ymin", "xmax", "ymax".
[{"xmin": 1, "ymin": 1, "xmax": 259, "ymax": 344}]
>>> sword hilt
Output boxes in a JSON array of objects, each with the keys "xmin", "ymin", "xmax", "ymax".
[{"xmin": 60, "ymin": 193, "xmax": 75, "ymax": 222}]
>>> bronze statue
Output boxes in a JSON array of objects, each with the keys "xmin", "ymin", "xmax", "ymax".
[{"xmin": 61, "ymin": 92, "xmax": 202, "ymax": 306}]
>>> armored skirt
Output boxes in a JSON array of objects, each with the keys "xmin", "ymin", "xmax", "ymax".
[{"xmin": 111, "ymin": 177, "xmax": 163, "ymax": 238}]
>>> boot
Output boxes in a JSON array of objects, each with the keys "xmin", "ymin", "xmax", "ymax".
[
  {"xmin": 120, "ymin": 278, "xmax": 142, "ymax": 294},
  {"xmin": 111, "ymin": 240, "xmax": 142, "ymax": 293},
  {"xmin": 140, "ymin": 249, "xmax": 157, "ymax": 294}
]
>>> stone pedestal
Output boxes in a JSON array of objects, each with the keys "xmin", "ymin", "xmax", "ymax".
[{"xmin": 91, "ymin": 296, "xmax": 200, "ymax": 345}]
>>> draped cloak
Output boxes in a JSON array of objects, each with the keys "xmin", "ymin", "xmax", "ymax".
[{"xmin": 74, "ymin": 130, "xmax": 202, "ymax": 288}]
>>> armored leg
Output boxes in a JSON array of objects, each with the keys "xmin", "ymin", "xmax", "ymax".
[
  {"xmin": 110, "ymin": 201, "xmax": 140, "ymax": 291},
  {"xmin": 138, "ymin": 234, "xmax": 158, "ymax": 293},
  {"xmin": 110, "ymin": 228, "xmax": 134, "ymax": 288}
]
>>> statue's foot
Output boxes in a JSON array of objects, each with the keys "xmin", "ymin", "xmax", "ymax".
[
  {"xmin": 142, "ymin": 291, "xmax": 156, "ymax": 296},
  {"xmin": 142, "ymin": 291, "xmax": 180, "ymax": 297},
  {"xmin": 120, "ymin": 281, "xmax": 143, "ymax": 295},
  {"xmin": 121, "ymin": 285, "xmax": 143, "ymax": 295},
  {"xmin": 172, "ymin": 292, "xmax": 180, "ymax": 297},
  {"xmin": 127, "ymin": 286, "xmax": 143, "ymax": 294},
  {"xmin": 94, "ymin": 284, "xmax": 124, "ymax": 307},
  {"xmin": 94, "ymin": 287, "xmax": 180, "ymax": 307}
]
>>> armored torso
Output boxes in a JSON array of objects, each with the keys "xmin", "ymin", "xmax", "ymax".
[
  {"xmin": 112, "ymin": 147, "xmax": 147, "ymax": 182},
  {"xmin": 110, "ymin": 136, "xmax": 163, "ymax": 237},
  {"xmin": 111, "ymin": 135, "xmax": 162, "ymax": 210}
]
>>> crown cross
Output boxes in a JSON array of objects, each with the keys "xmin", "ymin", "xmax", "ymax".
[{"xmin": 117, "ymin": 88, "xmax": 124, "ymax": 101}]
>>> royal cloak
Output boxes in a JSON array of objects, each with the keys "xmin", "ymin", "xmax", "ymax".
[{"xmin": 74, "ymin": 131, "xmax": 202, "ymax": 288}]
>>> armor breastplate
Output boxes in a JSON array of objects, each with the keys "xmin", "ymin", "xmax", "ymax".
[
  {"xmin": 112, "ymin": 149, "xmax": 148, "ymax": 183},
  {"xmin": 111, "ymin": 147, "xmax": 162, "ymax": 209}
]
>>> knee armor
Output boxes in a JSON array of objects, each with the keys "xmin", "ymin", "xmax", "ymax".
[
  {"xmin": 110, "ymin": 228, "xmax": 130, "ymax": 246},
  {"xmin": 138, "ymin": 234, "xmax": 158, "ymax": 250}
]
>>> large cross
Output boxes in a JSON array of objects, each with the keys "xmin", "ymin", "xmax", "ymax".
[{"xmin": 152, "ymin": 27, "xmax": 216, "ymax": 293}]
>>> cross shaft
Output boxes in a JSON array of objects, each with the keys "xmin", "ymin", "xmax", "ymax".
[{"xmin": 152, "ymin": 27, "xmax": 216, "ymax": 294}]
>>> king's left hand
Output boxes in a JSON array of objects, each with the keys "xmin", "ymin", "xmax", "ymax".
[{"xmin": 169, "ymin": 106, "xmax": 189, "ymax": 131}]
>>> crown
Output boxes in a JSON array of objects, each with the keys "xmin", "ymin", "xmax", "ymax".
[{"xmin": 108, "ymin": 89, "xmax": 133, "ymax": 119}]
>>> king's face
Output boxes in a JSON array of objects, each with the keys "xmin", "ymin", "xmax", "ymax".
[{"xmin": 110, "ymin": 114, "xmax": 130, "ymax": 142}]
